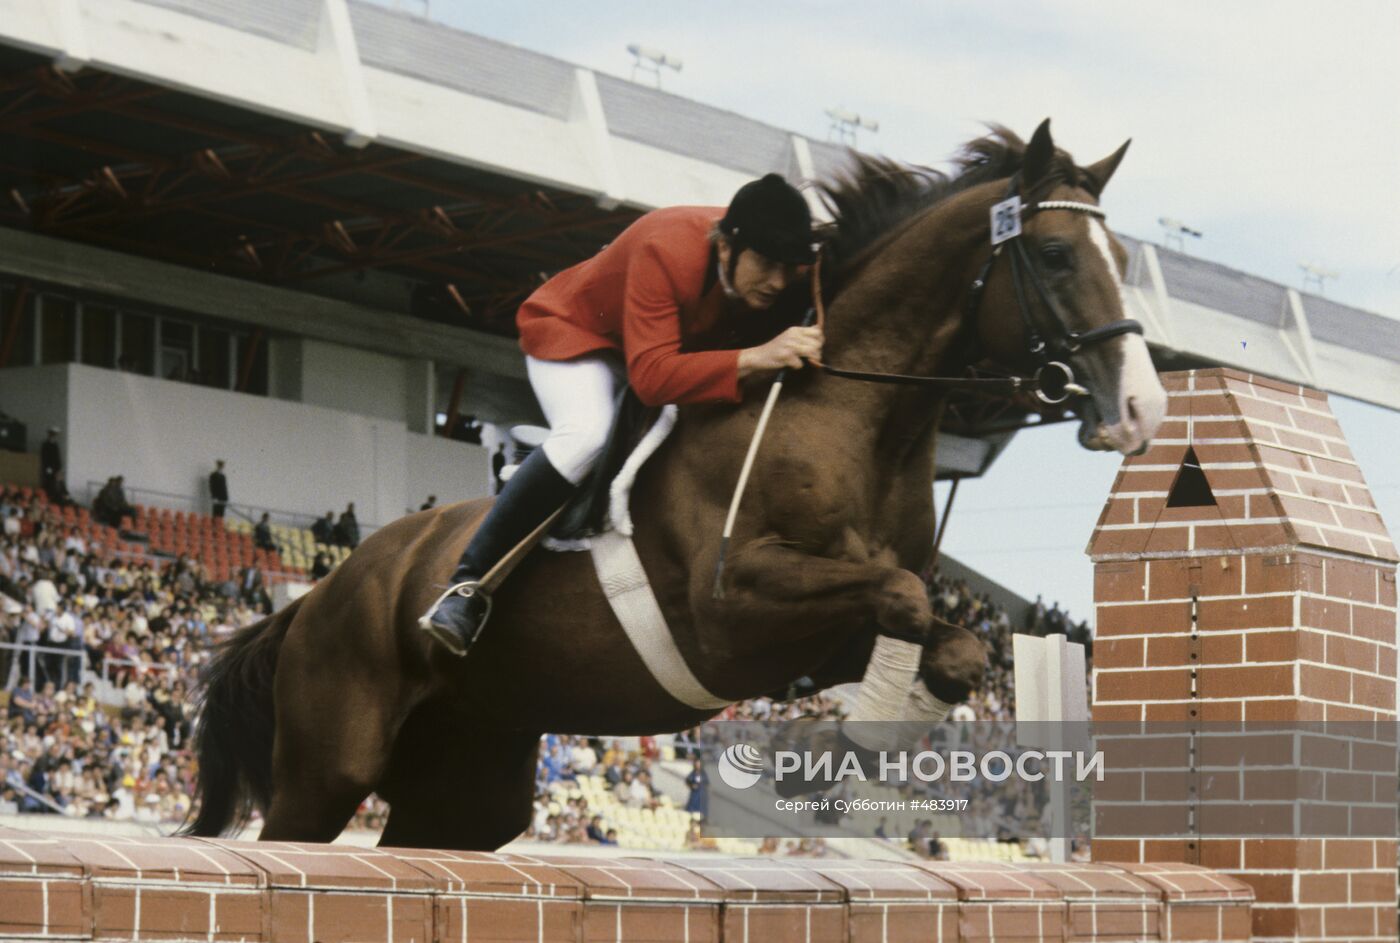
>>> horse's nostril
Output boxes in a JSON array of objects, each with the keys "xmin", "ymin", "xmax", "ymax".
[{"xmin": 1125, "ymin": 396, "xmax": 1141, "ymax": 427}]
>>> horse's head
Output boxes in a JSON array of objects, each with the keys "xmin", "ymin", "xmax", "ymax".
[{"xmin": 973, "ymin": 120, "xmax": 1166, "ymax": 455}]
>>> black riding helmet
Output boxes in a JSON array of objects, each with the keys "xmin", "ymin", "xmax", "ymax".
[{"xmin": 719, "ymin": 173, "xmax": 816, "ymax": 265}]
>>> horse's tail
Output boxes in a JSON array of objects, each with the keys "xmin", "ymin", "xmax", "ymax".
[{"xmin": 181, "ymin": 595, "xmax": 302, "ymax": 838}]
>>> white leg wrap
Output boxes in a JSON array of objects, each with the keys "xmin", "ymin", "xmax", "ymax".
[{"xmin": 845, "ymin": 636, "xmax": 925, "ymax": 751}]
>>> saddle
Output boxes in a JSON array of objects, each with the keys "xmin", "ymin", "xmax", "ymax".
[{"xmin": 548, "ymin": 385, "xmax": 660, "ymax": 544}]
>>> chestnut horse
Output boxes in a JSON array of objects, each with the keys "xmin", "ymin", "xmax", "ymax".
[{"xmin": 187, "ymin": 121, "xmax": 1165, "ymax": 850}]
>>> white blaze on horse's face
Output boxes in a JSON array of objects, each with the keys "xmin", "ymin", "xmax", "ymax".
[{"xmin": 1076, "ymin": 219, "xmax": 1167, "ymax": 455}]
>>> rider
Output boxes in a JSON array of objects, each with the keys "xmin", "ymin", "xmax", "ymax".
[{"xmin": 420, "ymin": 173, "xmax": 825, "ymax": 656}]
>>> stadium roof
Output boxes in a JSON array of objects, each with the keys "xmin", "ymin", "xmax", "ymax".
[{"xmin": 1, "ymin": 0, "xmax": 1398, "ymax": 418}]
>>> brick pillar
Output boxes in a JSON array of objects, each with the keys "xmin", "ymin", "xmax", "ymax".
[{"xmin": 1087, "ymin": 368, "xmax": 1398, "ymax": 942}]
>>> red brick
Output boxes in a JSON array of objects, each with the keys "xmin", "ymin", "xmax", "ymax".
[
  {"xmin": 1198, "ymin": 632, "xmax": 1243, "ymax": 665},
  {"xmin": 1198, "ymin": 664, "xmax": 1292, "ymax": 698},
  {"xmin": 1351, "ymin": 871, "xmax": 1398, "ymax": 903},
  {"xmin": 1251, "ymin": 906, "xmax": 1302, "ymax": 938},
  {"xmin": 1322, "ymin": 905, "xmax": 1376, "ymax": 936},
  {"xmin": 1351, "ymin": 673, "xmax": 1395, "ymax": 711},
  {"xmin": 1244, "ymin": 839, "xmax": 1302, "ymax": 869},
  {"xmin": 1146, "ymin": 635, "xmax": 1190, "ymax": 667},
  {"xmin": 1380, "ymin": 573, "xmax": 1397, "ymax": 607},
  {"xmin": 1235, "ymin": 873, "xmax": 1292, "ymax": 905},
  {"xmin": 1243, "ymin": 555, "xmax": 1304, "ymax": 594},
  {"xmin": 1323, "ymin": 838, "xmax": 1377, "ymax": 869},
  {"xmin": 1099, "ymin": 497, "xmax": 1137, "ymax": 526},
  {"xmin": 1090, "ymin": 839, "xmax": 1143, "ymax": 863},
  {"xmin": 1333, "ymin": 503, "xmax": 1390, "ymax": 536},
  {"xmin": 1288, "ymin": 408, "xmax": 1346, "ymax": 439},
  {"xmin": 1310, "ymin": 454, "xmax": 1366, "ymax": 483},
  {"xmin": 1096, "ymin": 668, "xmax": 1192, "ymax": 702},
  {"xmin": 1351, "ymin": 604, "xmax": 1394, "ymax": 643},
  {"xmin": 1198, "ymin": 444, "xmax": 1261, "ymax": 470},
  {"xmin": 1145, "ymin": 702, "xmax": 1198, "ymax": 721},
  {"xmin": 1088, "ymin": 527, "xmax": 1151, "ymax": 556},
  {"xmin": 1143, "ymin": 524, "xmax": 1190, "ymax": 553},
  {"xmin": 1192, "ymin": 418, "xmax": 1249, "ymax": 439},
  {"xmin": 1168, "ymin": 392, "xmax": 1230, "ymax": 417},
  {"xmin": 1273, "ymin": 427, "xmax": 1328, "ymax": 455},
  {"xmin": 1323, "ymin": 559, "xmax": 1380, "ymax": 603},
  {"xmin": 1140, "ymin": 839, "xmax": 1195, "ymax": 863},
  {"xmin": 1198, "ymin": 595, "xmax": 1293, "ymax": 630},
  {"xmin": 1197, "ymin": 839, "xmax": 1241, "ymax": 870},
  {"xmin": 1291, "ymin": 474, "xmax": 1349, "ymax": 503},
  {"xmin": 1125, "ymin": 442, "xmax": 1189, "ymax": 467},
  {"xmin": 1379, "ymin": 646, "xmax": 1396, "ymax": 679},
  {"xmin": 1297, "ymin": 872, "xmax": 1349, "ymax": 903},
  {"xmin": 1244, "ymin": 699, "xmax": 1300, "ymax": 721},
  {"xmin": 1296, "ymin": 628, "xmax": 1327, "ymax": 662},
  {"xmin": 1299, "ymin": 596, "xmax": 1349, "ymax": 633},
  {"xmin": 1096, "ymin": 601, "xmax": 1192, "ymax": 636},
  {"xmin": 1095, "ymin": 561, "xmax": 1147, "ymax": 603},
  {"xmin": 1197, "ymin": 555, "xmax": 1246, "ymax": 597},
  {"xmin": 1191, "ymin": 524, "xmax": 1243, "ymax": 551},
  {"xmin": 1097, "ymin": 636, "xmax": 1146, "ymax": 669},
  {"xmin": 1255, "ymin": 443, "xmax": 1313, "ymax": 474},
  {"xmin": 1325, "ymin": 633, "xmax": 1378, "ymax": 673},
  {"xmin": 1205, "ymin": 467, "xmax": 1268, "ymax": 491},
  {"xmin": 1093, "ymin": 703, "xmax": 1143, "ymax": 722},
  {"xmin": 1245, "ymin": 630, "xmax": 1298, "ymax": 663},
  {"xmin": 1116, "ymin": 469, "xmax": 1178, "ymax": 493},
  {"xmin": 1199, "ymin": 700, "xmax": 1242, "ymax": 721},
  {"xmin": 1299, "ymin": 664, "xmax": 1351, "ymax": 703},
  {"xmin": 1146, "ymin": 560, "xmax": 1191, "ymax": 599},
  {"xmin": 1222, "ymin": 522, "xmax": 1295, "ymax": 549}
]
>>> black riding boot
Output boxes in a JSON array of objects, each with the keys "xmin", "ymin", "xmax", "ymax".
[{"xmin": 419, "ymin": 448, "xmax": 577, "ymax": 656}]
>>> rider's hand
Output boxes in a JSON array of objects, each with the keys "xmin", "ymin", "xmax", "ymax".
[{"xmin": 738, "ymin": 326, "xmax": 824, "ymax": 378}]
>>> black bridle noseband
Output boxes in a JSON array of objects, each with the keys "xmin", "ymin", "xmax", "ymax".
[{"xmin": 817, "ymin": 176, "xmax": 1144, "ymax": 405}]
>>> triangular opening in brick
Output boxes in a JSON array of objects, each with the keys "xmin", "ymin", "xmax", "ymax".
[{"xmin": 1165, "ymin": 447, "xmax": 1216, "ymax": 508}]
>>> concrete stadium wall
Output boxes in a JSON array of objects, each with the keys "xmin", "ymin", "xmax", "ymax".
[
  {"xmin": 0, "ymin": 827, "xmax": 1253, "ymax": 942},
  {"xmin": 0, "ymin": 364, "xmax": 489, "ymax": 527}
]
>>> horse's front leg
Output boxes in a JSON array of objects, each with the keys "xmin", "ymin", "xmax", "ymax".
[
  {"xmin": 697, "ymin": 538, "xmax": 934, "ymax": 653},
  {"xmin": 698, "ymin": 540, "xmax": 985, "ymax": 730}
]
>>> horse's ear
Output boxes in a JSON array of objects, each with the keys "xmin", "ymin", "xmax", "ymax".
[
  {"xmin": 1082, "ymin": 139, "xmax": 1131, "ymax": 198},
  {"xmin": 1022, "ymin": 119, "xmax": 1055, "ymax": 187}
]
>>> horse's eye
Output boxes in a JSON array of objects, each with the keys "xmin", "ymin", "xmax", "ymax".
[{"xmin": 1040, "ymin": 242, "xmax": 1073, "ymax": 271}]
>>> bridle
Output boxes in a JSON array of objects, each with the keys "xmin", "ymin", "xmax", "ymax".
[{"xmin": 810, "ymin": 175, "xmax": 1144, "ymax": 405}]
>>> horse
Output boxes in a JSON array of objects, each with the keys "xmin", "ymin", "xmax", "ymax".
[{"xmin": 186, "ymin": 120, "xmax": 1166, "ymax": 851}]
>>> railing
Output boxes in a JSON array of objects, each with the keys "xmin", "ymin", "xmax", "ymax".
[
  {"xmin": 83, "ymin": 480, "xmax": 382, "ymax": 537},
  {"xmin": 99, "ymin": 656, "xmax": 180, "ymax": 687},
  {"xmin": 0, "ymin": 779, "xmax": 65, "ymax": 816},
  {"xmin": 0, "ymin": 641, "xmax": 85, "ymax": 691}
]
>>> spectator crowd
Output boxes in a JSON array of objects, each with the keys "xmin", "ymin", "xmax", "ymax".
[{"xmin": 1, "ymin": 478, "xmax": 1097, "ymax": 862}]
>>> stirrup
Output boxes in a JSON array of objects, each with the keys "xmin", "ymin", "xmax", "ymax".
[{"xmin": 417, "ymin": 580, "xmax": 493, "ymax": 650}]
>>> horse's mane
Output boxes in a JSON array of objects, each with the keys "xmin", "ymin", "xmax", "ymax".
[{"xmin": 814, "ymin": 126, "xmax": 1078, "ymax": 277}]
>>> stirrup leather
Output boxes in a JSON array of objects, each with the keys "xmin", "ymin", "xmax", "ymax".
[{"xmin": 417, "ymin": 579, "xmax": 493, "ymax": 638}]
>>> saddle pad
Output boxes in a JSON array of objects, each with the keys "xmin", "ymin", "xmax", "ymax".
[
  {"xmin": 545, "ymin": 404, "xmax": 678, "ymax": 551},
  {"xmin": 590, "ymin": 528, "xmax": 731, "ymax": 711}
]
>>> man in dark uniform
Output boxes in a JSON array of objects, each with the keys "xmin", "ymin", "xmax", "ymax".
[
  {"xmin": 208, "ymin": 460, "xmax": 229, "ymax": 520},
  {"xmin": 40, "ymin": 428, "xmax": 62, "ymax": 497}
]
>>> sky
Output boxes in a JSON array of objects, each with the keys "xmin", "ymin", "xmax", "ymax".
[{"xmin": 377, "ymin": 0, "xmax": 1400, "ymax": 624}]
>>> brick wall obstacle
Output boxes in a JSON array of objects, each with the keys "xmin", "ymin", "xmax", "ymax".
[
  {"xmin": 1089, "ymin": 368, "xmax": 1399, "ymax": 942},
  {"xmin": 0, "ymin": 826, "xmax": 1253, "ymax": 942}
]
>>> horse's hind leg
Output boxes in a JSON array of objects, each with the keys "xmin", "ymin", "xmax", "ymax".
[
  {"xmin": 258, "ymin": 620, "xmax": 419, "ymax": 842},
  {"xmin": 377, "ymin": 706, "xmax": 541, "ymax": 851}
]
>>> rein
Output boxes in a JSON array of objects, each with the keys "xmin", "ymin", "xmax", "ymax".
[{"xmin": 807, "ymin": 178, "xmax": 1142, "ymax": 405}]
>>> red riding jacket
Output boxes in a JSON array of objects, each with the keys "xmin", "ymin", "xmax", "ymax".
[{"xmin": 516, "ymin": 206, "xmax": 742, "ymax": 407}]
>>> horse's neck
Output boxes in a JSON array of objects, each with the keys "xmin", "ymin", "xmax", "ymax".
[{"xmin": 811, "ymin": 198, "xmax": 989, "ymax": 452}]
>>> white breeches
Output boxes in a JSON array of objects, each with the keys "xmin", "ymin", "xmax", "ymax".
[{"xmin": 526, "ymin": 353, "xmax": 626, "ymax": 485}]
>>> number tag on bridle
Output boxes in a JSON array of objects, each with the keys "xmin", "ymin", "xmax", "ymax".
[{"xmin": 989, "ymin": 195, "xmax": 1022, "ymax": 245}]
